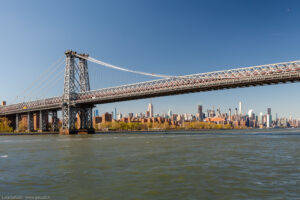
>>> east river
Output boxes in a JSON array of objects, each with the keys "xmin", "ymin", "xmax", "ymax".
[{"xmin": 1, "ymin": 129, "xmax": 300, "ymax": 199}]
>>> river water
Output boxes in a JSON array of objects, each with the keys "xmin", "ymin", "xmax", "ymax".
[{"xmin": 1, "ymin": 129, "xmax": 300, "ymax": 200}]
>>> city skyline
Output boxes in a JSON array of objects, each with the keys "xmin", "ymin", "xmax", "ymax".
[
  {"xmin": 95, "ymin": 90, "xmax": 300, "ymax": 119},
  {"xmin": 91, "ymin": 100, "xmax": 299, "ymax": 129},
  {"xmin": 95, "ymin": 100, "xmax": 300, "ymax": 120}
]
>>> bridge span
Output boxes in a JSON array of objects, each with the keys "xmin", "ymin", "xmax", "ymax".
[{"xmin": 1, "ymin": 50, "xmax": 300, "ymax": 134}]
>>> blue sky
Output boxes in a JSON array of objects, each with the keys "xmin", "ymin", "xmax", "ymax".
[{"xmin": 1, "ymin": 0, "xmax": 300, "ymax": 118}]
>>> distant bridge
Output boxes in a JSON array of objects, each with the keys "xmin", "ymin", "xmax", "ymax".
[{"xmin": 1, "ymin": 50, "xmax": 300, "ymax": 134}]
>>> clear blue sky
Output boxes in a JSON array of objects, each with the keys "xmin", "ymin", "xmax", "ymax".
[{"xmin": 1, "ymin": 0, "xmax": 300, "ymax": 118}]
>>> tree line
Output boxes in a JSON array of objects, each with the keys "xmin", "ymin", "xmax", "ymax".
[
  {"xmin": 97, "ymin": 121, "xmax": 233, "ymax": 131},
  {"xmin": 0, "ymin": 118, "xmax": 13, "ymax": 132}
]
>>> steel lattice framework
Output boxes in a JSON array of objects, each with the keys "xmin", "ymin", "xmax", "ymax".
[{"xmin": 1, "ymin": 54, "xmax": 300, "ymax": 127}]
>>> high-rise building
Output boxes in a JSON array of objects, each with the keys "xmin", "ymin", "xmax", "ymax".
[
  {"xmin": 114, "ymin": 108, "xmax": 117, "ymax": 120},
  {"xmin": 248, "ymin": 109, "xmax": 254, "ymax": 120},
  {"xmin": 267, "ymin": 114, "xmax": 272, "ymax": 128},
  {"xmin": 229, "ymin": 108, "xmax": 232, "ymax": 121},
  {"xmin": 239, "ymin": 102, "xmax": 242, "ymax": 115},
  {"xmin": 267, "ymin": 108, "xmax": 271, "ymax": 115},
  {"xmin": 259, "ymin": 112, "xmax": 263, "ymax": 126},
  {"xmin": 102, "ymin": 112, "xmax": 112, "ymax": 123},
  {"xmin": 148, "ymin": 102, "xmax": 154, "ymax": 117},
  {"xmin": 94, "ymin": 109, "xmax": 99, "ymax": 117},
  {"xmin": 217, "ymin": 106, "xmax": 221, "ymax": 117},
  {"xmin": 198, "ymin": 105, "xmax": 203, "ymax": 121},
  {"xmin": 128, "ymin": 113, "xmax": 134, "ymax": 118},
  {"xmin": 168, "ymin": 109, "xmax": 172, "ymax": 118},
  {"xmin": 116, "ymin": 113, "xmax": 122, "ymax": 120}
]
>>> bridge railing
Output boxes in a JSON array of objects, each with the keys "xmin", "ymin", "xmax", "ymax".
[
  {"xmin": 75, "ymin": 60, "xmax": 300, "ymax": 103},
  {"xmin": 0, "ymin": 96, "xmax": 63, "ymax": 115}
]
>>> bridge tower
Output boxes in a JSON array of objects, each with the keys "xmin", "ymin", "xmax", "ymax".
[{"xmin": 60, "ymin": 50, "xmax": 95, "ymax": 135}]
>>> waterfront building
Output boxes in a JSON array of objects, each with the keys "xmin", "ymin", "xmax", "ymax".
[{"xmin": 102, "ymin": 112, "xmax": 112, "ymax": 123}]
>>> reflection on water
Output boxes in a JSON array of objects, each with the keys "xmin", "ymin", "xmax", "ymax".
[{"xmin": 1, "ymin": 129, "xmax": 300, "ymax": 199}]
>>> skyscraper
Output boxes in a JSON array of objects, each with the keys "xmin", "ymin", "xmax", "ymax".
[
  {"xmin": 239, "ymin": 102, "xmax": 242, "ymax": 115},
  {"xmin": 114, "ymin": 108, "xmax": 117, "ymax": 120},
  {"xmin": 259, "ymin": 112, "xmax": 263, "ymax": 126},
  {"xmin": 168, "ymin": 109, "xmax": 172, "ymax": 118},
  {"xmin": 94, "ymin": 109, "xmax": 99, "ymax": 117},
  {"xmin": 148, "ymin": 102, "xmax": 153, "ymax": 117},
  {"xmin": 267, "ymin": 108, "xmax": 271, "ymax": 115},
  {"xmin": 198, "ymin": 105, "xmax": 203, "ymax": 121},
  {"xmin": 267, "ymin": 114, "xmax": 272, "ymax": 128}
]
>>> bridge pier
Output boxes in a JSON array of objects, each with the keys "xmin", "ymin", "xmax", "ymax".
[
  {"xmin": 78, "ymin": 106, "xmax": 95, "ymax": 134},
  {"xmin": 15, "ymin": 113, "xmax": 20, "ymax": 132},
  {"xmin": 60, "ymin": 106, "xmax": 95, "ymax": 135},
  {"xmin": 51, "ymin": 110, "xmax": 59, "ymax": 132},
  {"xmin": 60, "ymin": 104, "xmax": 77, "ymax": 135},
  {"xmin": 38, "ymin": 110, "xmax": 48, "ymax": 132},
  {"xmin": 27, "ymin": 112, "xmax": 34, "ymax": 132}
]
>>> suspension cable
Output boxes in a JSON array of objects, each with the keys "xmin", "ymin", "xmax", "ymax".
[
  {"xmin": 20, "ymin": 59, "xmax": 65, "ymax": 102},
  {"xmin": 12, "ymin": 56, "xmax": 65, "ymax": 103},
  {"xmin": 76, "ymin": 54, "xmax": 173, "ymax": 79},
  {"xmin": 32, "ymin": 67, "xmax": 65, "ymax": 99}
]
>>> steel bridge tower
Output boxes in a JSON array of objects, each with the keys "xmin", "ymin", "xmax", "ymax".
[{"xmin": 60, "ymin": 50, "xmax": 95, "ymax": 134}]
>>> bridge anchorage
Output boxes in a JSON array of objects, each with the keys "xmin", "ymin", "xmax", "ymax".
[{"xmin": 60, "ymin": 50, "xmax": 95, "ymax": 135}]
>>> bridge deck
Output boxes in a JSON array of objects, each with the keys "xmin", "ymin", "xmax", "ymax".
[{"xmin": 1, "ymin": 60, "xmax": 300, "ymax": 116}]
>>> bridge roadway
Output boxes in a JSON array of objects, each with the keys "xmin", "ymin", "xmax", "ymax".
[{"xmin": 1, "ymin": 60, "xmax": 300, "ymax": 117}]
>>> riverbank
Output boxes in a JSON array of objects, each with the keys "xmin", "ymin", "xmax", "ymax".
[
  {"xmin": 1, "ymin": 127, "xmax": 297, "ymax": 136},
  {"xmin": 0, "ymin": 129, "xmax": 237, "ymax": 135},
  {"xmin": 0, "ymin": 132, "xmax": 59, "ymax": 136}
]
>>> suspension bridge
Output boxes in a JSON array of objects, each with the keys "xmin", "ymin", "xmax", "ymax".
[{"xmin": 1, "ymin": 50, "xmax": 300, "ymax": 134}]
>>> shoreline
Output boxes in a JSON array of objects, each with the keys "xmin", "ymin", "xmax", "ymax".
[
  {"xmin": 0, "ymin": 132, "xmax": 59, "ymax": 136},
  {"xmin": 0, "ymin": 129, "xmax": 238, "ymax": 136},
  {"xmin": 0, "ymin": 128, "xmax": 297, "ymax": 136}
]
